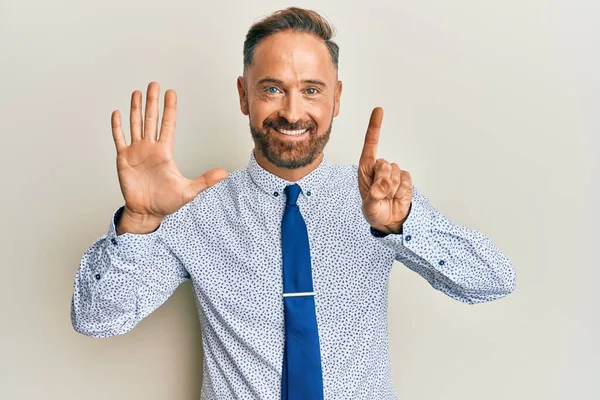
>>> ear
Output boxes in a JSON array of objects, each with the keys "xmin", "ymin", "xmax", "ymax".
[
  {"xmin": 333, "ymin": 80, "xmax": 343, "ymax": 117},
  {"xmin": 237, "ymin": 76, "xmax": 249, "ymax": 115}
]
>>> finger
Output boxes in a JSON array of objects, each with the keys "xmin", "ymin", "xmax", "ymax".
[
  {"xmin": 360, "ymin": 107, "xmax": 383, "ymax": 164},
  {"xmin": 111, "ymin": 110, "xmax": 127, "ymax": 152},
  {"xmin": 395, "ymin": 170, "xmax": 413, "ymax": 201},
  {"xmin": 159, "ymin": 89, "xmax": 177, "ymax": 147},
  {"xmin": 188, "ymin": 168, "xmax": 229, "ymax": 196},
  {"xmin": 369, "ymin": 159, "xmax": 393, "ymax": 200},
  {"xmin": 130, "ymin": 90, "xmax": 143, "ymax": 142},
  {"xmin": 390, "ymin": 163, "xmax": 402, "ymax": 198},
  {"xmin": 143, "ymin": 81, "xmax": 160, "ymax": 141}
]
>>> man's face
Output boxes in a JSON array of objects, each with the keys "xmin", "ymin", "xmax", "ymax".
[{"xmin": 237, "ymin": 30, "xmax": 342, "ymax": 169}]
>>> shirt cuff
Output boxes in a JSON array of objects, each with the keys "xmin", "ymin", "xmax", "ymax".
[
  {"xmin": 369, "ymin": 225, "xmax": 402, "ymax": 237},
  {"xmin": 368, "ymin": 202, "xmax": 411, "ymax": 238},
  {"xmin": 104, "ymin": 206, "xmax": 165, "ymax": 264},
  {"xmin": 369, "ymin": 201, "xmax": 425, "ymax": 255}
]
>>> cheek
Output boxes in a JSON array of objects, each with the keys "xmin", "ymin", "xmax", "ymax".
[
  {"xmin": 309, "ymin": 95, "xmax": 334, "ymax": 114},
  {"xmin": 249, "ymin": 97, "xmax": 279, "ymax": 121},
  {"xmin": 311, "ymin": 101, "xmax": 334, "ymax": 125},
  {"xmin": 248, "ymin": 106, "xmax": 269, "ymax": 127}
]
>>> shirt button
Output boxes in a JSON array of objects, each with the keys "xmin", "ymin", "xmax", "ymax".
[
  {"xmin": 405, "ymin": 235, "xmax": 411, "ymax": 241},
  {"xmin": 274, "ymin": 192, "xmax": 279, "ymax": 197},
  {"xmin": 111, "ymin": 238, "xmax": 117, "ymax": 245},
  {"xmin": 95, "ymin": 274, "xmax": 101, "ymax": 280},
  {"xmin": 306, "ymin": 191, "xmax": 311, "ymax": 196},
  {"xmin": 438, "ymin": 260, "xmax": 445, "ymax": 266}
]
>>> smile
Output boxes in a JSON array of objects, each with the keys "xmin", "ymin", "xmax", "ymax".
[
  {"xmin": 277, "ymin": 128, "xmax": 309, "ymax": 136},
  {"xmin": 272, "ymin": 128, "xmax": 310, "ymax": 139}
]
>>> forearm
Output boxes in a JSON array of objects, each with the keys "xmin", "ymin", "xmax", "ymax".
[{"xmin": 372, "ymin": 184, "xmax": 516, "ymax": 304}]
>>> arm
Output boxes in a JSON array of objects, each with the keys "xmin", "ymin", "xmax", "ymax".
[
  {"xmin": 70, "ymin": 206, "xmax": 189, "ymax": 338},
  {"xmin": 371, "ymin": 184, "xmax": 516, "ymax": 304}
]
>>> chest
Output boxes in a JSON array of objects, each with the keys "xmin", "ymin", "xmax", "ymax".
[{"xmin": 184, "ymin": 196, "xmax": 394, "ymax": 329}]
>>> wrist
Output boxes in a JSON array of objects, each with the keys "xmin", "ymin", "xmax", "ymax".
[
  {"xmin": 370, "ymin": 223, "xmax": 403, "ymax": 237},
  {"xmin": 117, "ymin": 207, "xmax": 164, "ymax": 235},
  {"xmin": 371, "ymin": 202, "xmax": 412, "ymax": 236}
]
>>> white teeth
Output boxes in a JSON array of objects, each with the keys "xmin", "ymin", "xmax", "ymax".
[{"xmin": 278, "ymin": 129, "xmax": 308, "ymax": 136}]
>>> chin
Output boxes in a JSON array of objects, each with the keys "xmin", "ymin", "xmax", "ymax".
[
  {"xmin": 265, "ymin": 150, "xmax": 316, "ymax": 169},
  {"xmin": 250, "ymin": 121, "xmax": 332, "ymax": 170}
]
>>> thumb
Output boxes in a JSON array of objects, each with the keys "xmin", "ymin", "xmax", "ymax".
[
  {"xmin": 189, "ymin": 168, "xmax": 229, "ymax": 196},
  {"xmin": 362, "ymin": 180, "xmax": 387, "ymax": 219}
]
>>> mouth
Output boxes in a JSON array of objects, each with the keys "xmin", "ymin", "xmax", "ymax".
[{"xmin": 271, "ymin": 127, "xmax": 310, "ymax": 140}]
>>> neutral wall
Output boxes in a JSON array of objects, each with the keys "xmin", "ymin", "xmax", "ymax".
[{"xmin": 1, "ymin": 0, "xmax": 598, "ymax": 399}]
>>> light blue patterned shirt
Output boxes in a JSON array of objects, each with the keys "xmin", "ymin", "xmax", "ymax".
[{"xmin": 71, "ymin": 149, "xmax": 516, "ymax": 399}]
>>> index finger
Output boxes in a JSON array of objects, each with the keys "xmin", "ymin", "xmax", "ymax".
[{"xmin": 360, "ymin": 107, "xmax": 383, "ymax": 163}]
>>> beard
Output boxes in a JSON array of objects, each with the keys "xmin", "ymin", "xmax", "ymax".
[{"xmin": 249, "ymin": 111, "xmax": 333, "ymax": 169}]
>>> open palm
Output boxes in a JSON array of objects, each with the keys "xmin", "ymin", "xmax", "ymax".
[{"xmin": 111, "ymin": 82, "xmax": 228, "ymax": 219}]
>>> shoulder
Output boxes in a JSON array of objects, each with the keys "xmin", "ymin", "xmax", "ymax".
[
  {"xmin": 328, "ymin": 162, "xmax": 359, "ymax": 182},
  {"xmin": 190, "ymin": 166, "xmax": 246, "ymax": 207},
  {"xmin": 327, "ymin": 163, "xmax": 359, "ymax": 193}
]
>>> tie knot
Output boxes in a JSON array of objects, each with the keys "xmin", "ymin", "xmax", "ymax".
[{"xmin": 284, "ymin": 184, "xmax": 302, "ymax": 206}]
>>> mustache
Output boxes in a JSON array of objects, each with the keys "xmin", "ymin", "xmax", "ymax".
[{"xmin": 263, "ymin": 116, "xmax": 317, "ymax": 132}]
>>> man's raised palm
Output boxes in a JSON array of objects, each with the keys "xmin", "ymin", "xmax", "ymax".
[{"xmin": 111, "ymin": 82, "xmax": 228, "ymax": 221}]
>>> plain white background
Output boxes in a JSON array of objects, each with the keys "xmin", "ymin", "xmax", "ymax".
[{"xmin": 1, "ymin": 0, "xmax": 598, "ymax": 399}]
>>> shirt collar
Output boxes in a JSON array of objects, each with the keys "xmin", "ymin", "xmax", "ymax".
[{"xmin": 247, "ymin": 148, "xmax": 332, "ymax": 202}]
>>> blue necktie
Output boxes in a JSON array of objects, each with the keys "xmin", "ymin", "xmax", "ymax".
[{"xmin": 280, "ymin": 184, "xmax": 324, "ymax": 400}]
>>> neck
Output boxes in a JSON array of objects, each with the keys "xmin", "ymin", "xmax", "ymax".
[{"xmin": 254, "ymin": 148, "xmax": 323, "ymax": 182}]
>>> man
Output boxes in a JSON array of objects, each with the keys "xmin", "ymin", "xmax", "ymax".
[{"xmin": 71, "ymin": 7, "xmax": 516, "ymax": 400}]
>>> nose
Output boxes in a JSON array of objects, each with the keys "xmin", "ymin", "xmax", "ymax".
[{"xmin": 278, "ymin": 91, "xmax": 304, "ymax": 125}]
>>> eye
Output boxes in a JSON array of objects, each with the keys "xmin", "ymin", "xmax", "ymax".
[
  {"xmin": 267, "ymin": 87, "xmax": 280, "ymax": 94},
  {"xmin": 305, "ymin": 88, "xmax": 318, "ymax": 95}
]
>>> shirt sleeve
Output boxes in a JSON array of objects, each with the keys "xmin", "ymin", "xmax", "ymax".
[
  {"xmin": 371, "ymin": 184, "xmax": 516, "ymax": 304},
  {"xmin": 70, "ymin": 206, "xmax": 190, "ymax": 338}
]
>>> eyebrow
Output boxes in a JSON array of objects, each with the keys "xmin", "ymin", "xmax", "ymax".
[{"xmin": 256, "ymin": 77, "xmax": 327, "ymax": 88}]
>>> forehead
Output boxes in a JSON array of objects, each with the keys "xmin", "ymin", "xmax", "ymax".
[{"xmin": 248, "ymin": 31, "xmax": 335, "ymax": 84}]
